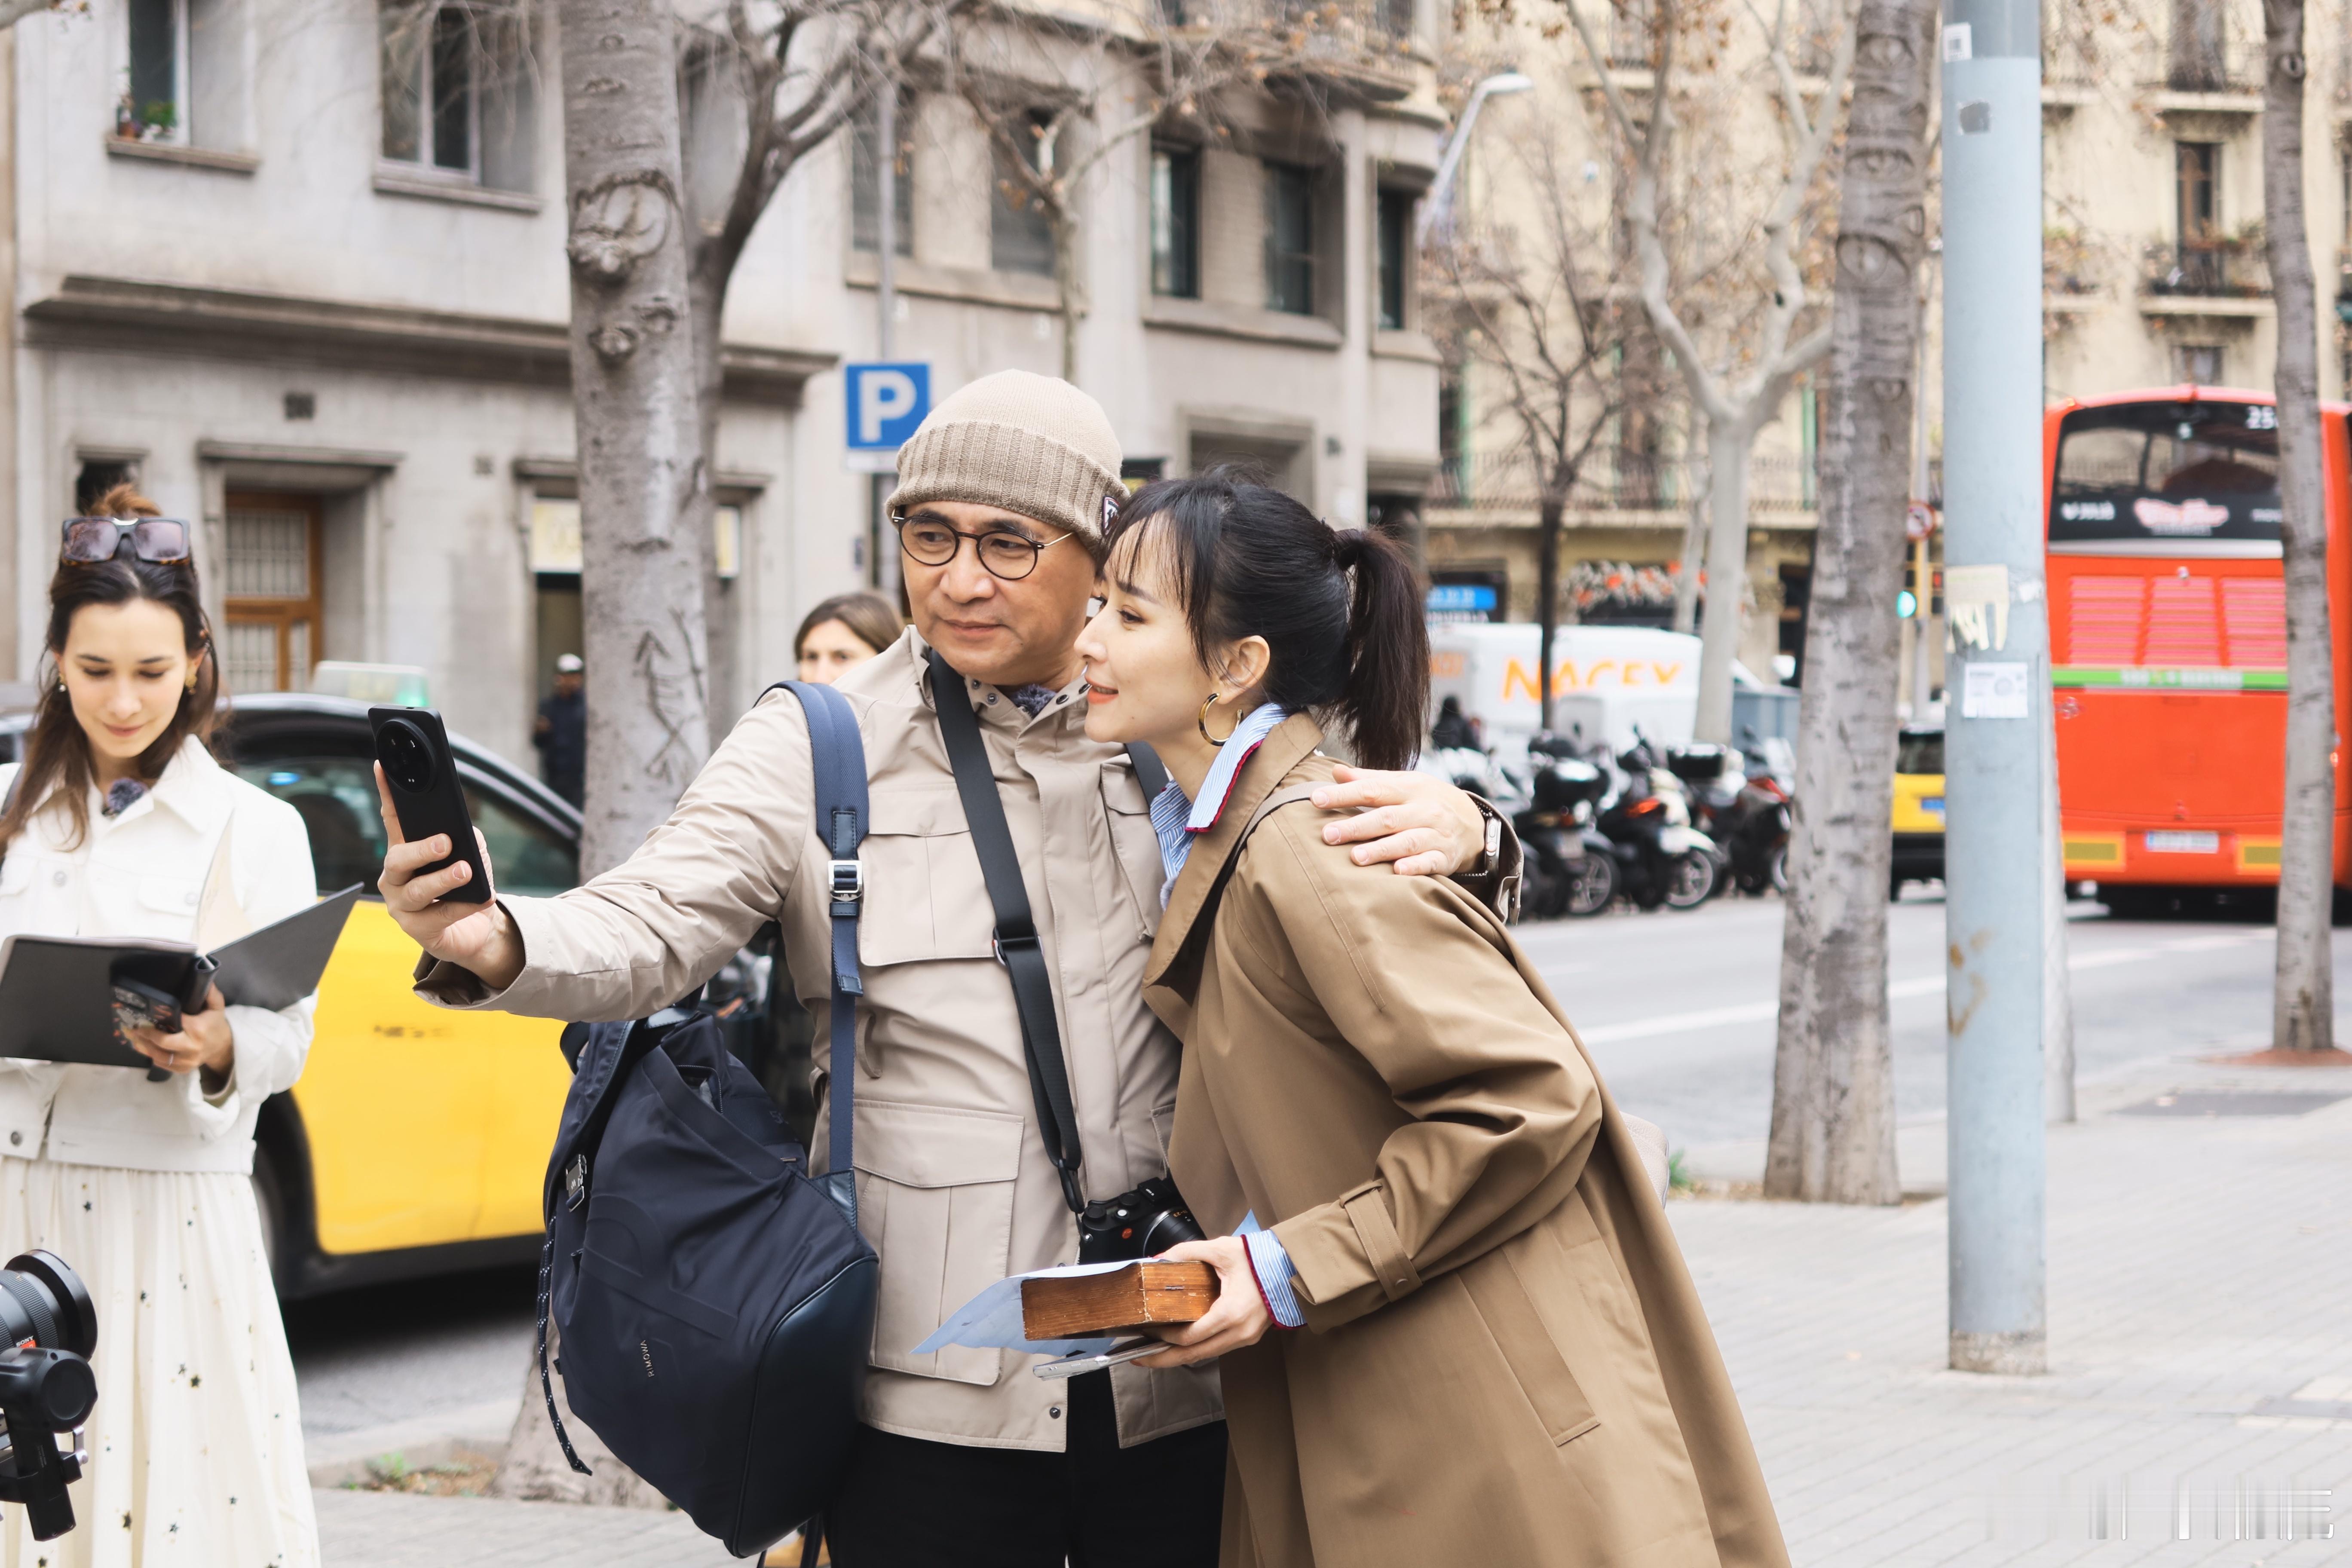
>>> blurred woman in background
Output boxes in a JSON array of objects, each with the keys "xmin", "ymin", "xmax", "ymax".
[
  {"xmin": 794, "ymin": 592, "xmax": 903, "ymax": 685},
  {"xmin": 0, "ymin": 485, "xmax": 321, "ymax": 1568}
]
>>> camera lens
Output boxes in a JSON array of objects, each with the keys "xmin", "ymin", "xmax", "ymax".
[
  {"xmin": 380, "ymin": 723, "xmax": 433, "ymax": 792},
  {"xmin": 0, "ymin": 1251, "xmax": 96, "ymax": 1360}
]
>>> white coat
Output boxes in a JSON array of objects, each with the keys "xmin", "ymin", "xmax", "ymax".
[{"xmin": 0, "ymin": 735, "xmax": 318, "ymax": 1173}]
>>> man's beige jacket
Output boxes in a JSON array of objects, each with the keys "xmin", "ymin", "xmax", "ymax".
[{"xmin": 418, "ymin": 631, "xmax": 1223, "ymax": 1451}]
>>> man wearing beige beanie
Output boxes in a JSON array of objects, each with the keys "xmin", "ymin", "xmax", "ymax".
[{"xmin": 388, "ymin": 370, "xmax": 1513, "ymax": 1566}]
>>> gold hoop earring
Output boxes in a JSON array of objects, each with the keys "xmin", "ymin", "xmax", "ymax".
[{"xmin": 1198, "ymin": 693, "xmax": 1238, "ymax": 746}]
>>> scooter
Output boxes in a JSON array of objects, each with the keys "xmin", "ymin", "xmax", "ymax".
[
  {"xmin": 1671, "ymin": 743, "xmax": 1791, "ymax": 895},
  {"xmin": 1513, "ymin": 735, "xmax": 1617, "ymax": 918},
  {"xmin": 1597, "ymin": 737, "xmax": 1719, "ymax": 910}
]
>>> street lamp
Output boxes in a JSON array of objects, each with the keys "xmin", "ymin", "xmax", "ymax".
[{"xmin": 1417, "ymin": 71, "xmax": 1535, "ymax": 248}]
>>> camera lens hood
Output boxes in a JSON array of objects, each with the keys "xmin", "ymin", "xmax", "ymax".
[{"xmin": 2, "ymin": 1251, "xmax": 97, "ymax": 1359}]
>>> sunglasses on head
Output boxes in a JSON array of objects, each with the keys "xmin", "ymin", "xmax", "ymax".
[{"xmin": 60, "ymin": 517, "xmax": 192, "ymax": 566}]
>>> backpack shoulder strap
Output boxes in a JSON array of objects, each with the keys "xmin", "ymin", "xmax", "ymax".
[
  {"xmin": 773, "ymin": 680, "xmax": 868, "ymax": 1197},
  {"xmin": 925, "ymin": 650, "xmax": 1087, "ymax": 1213},
  {"xmin": 1170, "ymin": 785, "xmax": 1323, "ymax": 977},
  {"xmin": 1125, "ymin": 743, "xmax": 1169, "ymax": 800}
]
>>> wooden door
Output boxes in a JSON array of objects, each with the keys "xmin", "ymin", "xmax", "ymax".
[{"xmin": 223, "ymin": 492, "xmax": 324, "ymax": 694}]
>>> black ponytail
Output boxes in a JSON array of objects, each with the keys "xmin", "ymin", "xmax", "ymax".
[{"xmin": 1106, "ymin": 470, "xmax": 1430, "ymax": 770}]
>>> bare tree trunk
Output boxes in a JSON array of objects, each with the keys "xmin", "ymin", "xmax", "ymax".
[
  {"xmin": 1694, "ymin": 421, "xmax": 1755, "ymax": 740},
  {"xmin": 2263, "ymin": 0, "xmax": 2337, "ymax": 1052},
  {"xmin": 1537, "ymin": 490, "xmax": 1565, "ymax": 730},
  {"xmin": 1053, "ymin": 208, "xmax": 1083, "ymax": 383},
  {"xmin": 1672, "ymin": 494, "xmax": 1706, "ymax": 635},
  {"xmin": 1763, "ymin": 0, "xmax": 1936, "ymax": 1205},
  {"xmin": 560, "ymin": 0, "xmax": 713, "ymax": 882},
  {"xmin": 496, "ymin": 0, "xmax": 708, "ymax": 1505}
]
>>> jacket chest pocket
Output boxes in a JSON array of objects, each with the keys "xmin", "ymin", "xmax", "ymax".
[
  {"xmin": 83, "ymin": 865, "xmax": 203, "ymax": 941},
  {"xmin": 852, "ymin": 1098, "xmax": 1024, "ymax": 1386},
  {"xmin": 854, "ymin": 790, "xmax": 997, "ymax": 968}
]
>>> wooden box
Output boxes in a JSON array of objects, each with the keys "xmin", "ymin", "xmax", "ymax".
[{"xmin": 1020, "ymin": 1260, "xmax": 1219, "ymax": 1339}]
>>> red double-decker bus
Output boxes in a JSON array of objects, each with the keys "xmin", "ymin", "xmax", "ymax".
[{"xmin": 2044, "ymin": 386, "xmax": 2351, "ymax": 912}]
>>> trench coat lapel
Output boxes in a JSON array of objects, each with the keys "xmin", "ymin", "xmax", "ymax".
[{"xmin": 1145, "ymin": 712, "xmax": 1326, "ymax": 990}]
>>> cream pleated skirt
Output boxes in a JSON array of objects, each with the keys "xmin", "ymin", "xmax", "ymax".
[{"xmin": 0, "ymin": 1156, "xmax": 318, "ymax": 1568}]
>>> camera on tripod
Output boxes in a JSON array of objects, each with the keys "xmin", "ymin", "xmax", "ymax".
[{"xmin": 0, "ymin": 1251, "xmax": 98, "ymax": 1540}]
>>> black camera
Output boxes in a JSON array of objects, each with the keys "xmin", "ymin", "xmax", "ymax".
[
  {"xmin": 1078, "ymin": 1176, "xmax": 1205, "ymax": 1265},
  {"xmin": 0, "ymin": 1250, "xmax": 97, "ymax": 1541},
  {"xmin": 377, "ymin": 721, "xmax": 435, "ymax": 791}
]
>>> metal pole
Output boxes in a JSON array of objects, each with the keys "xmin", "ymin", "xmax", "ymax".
[
  {"xmin": 877, "ymin": 85, "xmax": 898, "ymax": 361},
  {"xmin": 1940, "ymin": 0, "xmax": 2048, "ymax": 1376},
  {"xmin": 869, "ymin": 85, "xmax": 898, "ymax": 594},
  {"xmin": 1913, "ymin": 533, "xmax": 1933, "ymax": 714}
]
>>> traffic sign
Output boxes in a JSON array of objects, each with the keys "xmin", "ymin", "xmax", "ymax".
[
  {"xmin": 844, "ymin": 362, "xmax": 930, "ymax": 472},
  {"xmin": 1906, "ymin": 500, "xmax": 1938, "ymax": 541}
]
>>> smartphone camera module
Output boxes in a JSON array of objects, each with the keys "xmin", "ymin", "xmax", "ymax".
[{"xmin": 379, "ymin": 722, "xmax": 435, "ymax": 793}]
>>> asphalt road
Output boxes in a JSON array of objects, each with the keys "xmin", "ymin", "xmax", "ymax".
[{"xmin": 290, "ymin": 888, "xmax": 2336, "ymax": 1449}]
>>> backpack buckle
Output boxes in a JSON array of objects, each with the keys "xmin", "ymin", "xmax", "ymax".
[
  {"xmin": 828, "ymin": 859, "xmax": 864, "ymax": 908},
  {"xmin": 564, "ymin": 1154, "xmax": 588, "ymax": 1210}
]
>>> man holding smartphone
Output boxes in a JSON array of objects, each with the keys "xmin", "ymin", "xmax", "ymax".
[{"xmin": 377, "ymin": 371, "xmax": 1515, "ymax": 1568}]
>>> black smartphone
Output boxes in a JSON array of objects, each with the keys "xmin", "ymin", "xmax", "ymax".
[
  {"xmin": 369, "ymin": 706, "xmax": 493, "ymax": 905},
  {"xmin": 111, "ymin": 977, "xmax": 182, "ymax": 1082}
]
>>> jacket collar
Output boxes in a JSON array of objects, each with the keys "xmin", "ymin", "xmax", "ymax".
[
  {"xmin": 1144, "ymin": 712, "xmax": 1324, "ymax": 989},
  {"xmin": 114, "ymin": 735, "xmax": 233, "ymax": 836},
  {"xmin": 906, "ymin": 628, "xmax": 1091, "ymax": 735},
  {"xmin": 19, "ymin": 734, "xmax": 229, "ymax": 838}
]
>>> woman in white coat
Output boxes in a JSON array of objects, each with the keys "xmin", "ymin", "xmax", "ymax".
[{"xmin": 0, "ymin": 485, "xmax": 320, "ymax": 1566}]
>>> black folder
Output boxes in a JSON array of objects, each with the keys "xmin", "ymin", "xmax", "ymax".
[{"xmin": 0, "ymin": 885, "xmax": 364, "ymax": 1069}]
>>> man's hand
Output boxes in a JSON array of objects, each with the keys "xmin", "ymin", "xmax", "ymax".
[
  {"xmin": 126, "ymin": 983, "xmax": 234, "ymax": 1081},
  {"xmin": 1133, "ymin": 1237, "xmax": 1273, "ymax": 1369},
  {"xmin": 375, "ymin": 763, "xmax": 526, "ymax": 992},
  {"xmin": 1312, "ymin": 764, "xmax": 1489, "ymax": 878}
]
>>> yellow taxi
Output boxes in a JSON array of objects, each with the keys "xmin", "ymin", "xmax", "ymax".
[
  {"xmin": 2, "ymin": 693, "xmax": 783, "ymax": 1296},
  {"xmin": 1890, "ymin": 723, "xmax": 1945, "ymax": 897}
]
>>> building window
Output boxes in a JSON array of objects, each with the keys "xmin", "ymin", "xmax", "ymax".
[
  {"xmin": 122, "ymin": 0, "xmax": 187, "ymax": 141},
  {"xmin": 852, "ymin": 90, "xmax": 915, "ymax": 257},
  {"xmin": 2177, "ymin": 344, "xmax": 2223, "ymax": 384},
  {"xmin": 1151, "ymin": 145, "xmax": 1201, "ymax": 299},
  {"xmin": 1376, "ymin": 186, "xmax": 1415, "ymax": 330},
  {"xmin": 2173, "ymin": 141, "xmax": 2222, "ymax": 294},
  {"xmin": 380, "ymin": 3, "xmax": 536, "ymax": 192},
  {"xmin": 1378, "ymin": 0, "xmax": 1415, "ymax": 37},
  {"xmin": 1265, "ymin": 160, "xmax": 1316, "ymax": 315},
  {"xmin": 224, "ymin": 493, "xmax": 324, "ymax": 695},
  {"xmin": 992, "ymin": 109, "xmax": 1057, "ymax": 277}
]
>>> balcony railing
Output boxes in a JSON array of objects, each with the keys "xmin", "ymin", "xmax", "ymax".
[
  {"xmin": 1427, "ymin": 447, "xmax": 1817, "ymax": 515},
  {"xmin": 2144, "ymin": 241, "xmax": 2271, "ymax": 299}
]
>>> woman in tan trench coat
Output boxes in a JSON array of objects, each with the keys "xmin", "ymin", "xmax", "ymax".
[{"xmin": 1072, "ymin": 472, "xmax": 1791, "ymax": 1568}]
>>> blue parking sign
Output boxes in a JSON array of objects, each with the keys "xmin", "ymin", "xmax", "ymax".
[{"xmin": 845, "ymin": 362, "xmax": 930, "ymax": 451}]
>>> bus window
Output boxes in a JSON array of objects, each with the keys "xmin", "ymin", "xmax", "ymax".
[{"xmin": 2052, "ymin": 403, "xmax": 2280, "ymax": 551}]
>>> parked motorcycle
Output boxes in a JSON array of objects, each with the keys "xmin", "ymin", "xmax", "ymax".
[
  {"xmin": 1671, "ymin": 743, "xmax": 1792, "ymax": 895},
  {"xmin": 1514, "ymin": 735, "xmax": 1616, "ymax": 918},
  {"xmin": 1598, "ymin": 736, "xmax": 1720, "ymax": 910}
]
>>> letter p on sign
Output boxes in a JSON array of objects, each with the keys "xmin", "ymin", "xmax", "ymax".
[{"xmin": 846, "ymin": 362, "xmax": 931, "ymax": 452}]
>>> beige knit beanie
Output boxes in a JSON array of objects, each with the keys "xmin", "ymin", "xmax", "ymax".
[{"xmin": 885, "ymin": 371, "xmax": 1126, "ymax": 547}]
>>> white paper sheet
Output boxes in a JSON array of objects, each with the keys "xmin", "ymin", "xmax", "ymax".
[{"xmin": 914, "ymin": 1261, "xmax": 1137, "ymax": 1357}]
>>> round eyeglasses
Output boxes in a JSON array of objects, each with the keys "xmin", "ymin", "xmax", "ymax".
[
  {"xmin": 894, "ymin": 512, "xmax": 1070, "ymax": 582},
  {"xmin": 60, "ymin": 517, "xmax": 192, "ymax": 566}
]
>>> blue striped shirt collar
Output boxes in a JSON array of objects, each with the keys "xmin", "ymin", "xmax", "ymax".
[{"xmin": 1147, "ymin": 703, "xmax": 1289, "ymax": 905}]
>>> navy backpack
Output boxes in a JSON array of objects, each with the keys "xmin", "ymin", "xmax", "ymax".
[{"xmin": 534, "ymin": 680, "xmax": 878, "ymax": 1558}]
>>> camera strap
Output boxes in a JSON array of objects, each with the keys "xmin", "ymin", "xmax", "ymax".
[{"xmin": 929, "ymin": 650, "xmax": 1166, "ymax": 1216}]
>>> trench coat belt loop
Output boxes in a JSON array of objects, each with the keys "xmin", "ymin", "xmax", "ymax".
[{"xmin": 1341, "ymin": 1182, "xmax": 1422, "ymax": 1302}]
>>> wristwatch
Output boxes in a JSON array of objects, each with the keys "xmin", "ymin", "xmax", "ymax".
[{"xmin": 1477, "ymin": 807, "xmax": 1504, "ymax": 878}]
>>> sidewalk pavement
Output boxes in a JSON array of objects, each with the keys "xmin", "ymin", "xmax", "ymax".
[{"xmin": 315, "ymin": 1053, "xmax": 2352, "ymax": 1566}]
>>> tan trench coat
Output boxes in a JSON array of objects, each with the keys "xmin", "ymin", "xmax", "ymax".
[{"xmin": 1146, "ymin": 717, "xmax": 1791, "ymax": 1568}]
